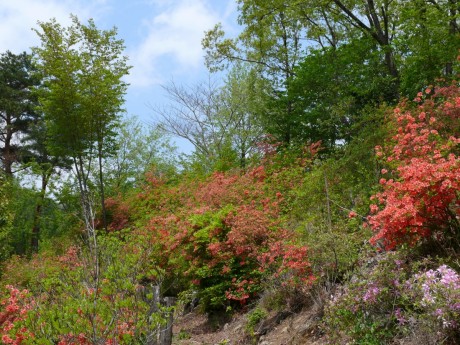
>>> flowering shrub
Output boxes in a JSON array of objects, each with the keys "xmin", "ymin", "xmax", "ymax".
[
  {"xmin": 324, "ymin": 252, "xmax": 460, "ymax": 344},
  {"xmin": 324, "ymin": 252, "xmax": 410, "ymax": 344},
  {"xmin": 406, "ymin": 265, "xmax": 460, "ymax": 330},
  {"xmin": 102, "ymin": 196, "xmax": 131, "ymax": 231},
  {"xmin": 368, "ymin": 84, "xmax": 460, "ymax": 250},
  {"xmin": 140, "ymin": 165, "xmax": 314, "ymax": 312},
  {"xmin": 0, "ymin": 286, "xmax": 33, "ymax": 344},
  {"xmin": 0, "ymin": 234, "xmax": 165, "ymax": 344}
]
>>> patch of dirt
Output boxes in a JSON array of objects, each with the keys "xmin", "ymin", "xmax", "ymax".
[{"xmin": 172, "ymin": 305, "xmax": 327, "ymax": 345}]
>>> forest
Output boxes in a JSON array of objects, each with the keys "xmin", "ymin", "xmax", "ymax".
[{"xmin": 0, "ymin": 0, "xmax": 459, "ymax": 344}]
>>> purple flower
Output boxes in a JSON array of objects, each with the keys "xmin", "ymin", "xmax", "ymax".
[
  {"xmin": 395, "ymin": 308, "xmax": 406, "ymax": 325},
  {"xmin": 363, "ymin": 285, "xmax": 380, "ymax": 303}
]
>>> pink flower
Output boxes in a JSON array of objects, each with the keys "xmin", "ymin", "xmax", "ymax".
[
  {"xmin": 363, "ymin": 285, "xmax": 380, "ymax": 303},
  {"xmin": 395, "ymin": 308, "xmax": 406, "ymax": 325},
  {"xmin": 1, "ymin": 335, "xmax": 13, "ymax": 344}
]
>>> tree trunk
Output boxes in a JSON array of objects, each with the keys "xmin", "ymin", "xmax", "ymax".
[
  {"xmin": 3, "ymin": 119, "xmax": 14, "ymax": 177},
  {"xmin": 446, "ymin": 0, "xmax": 459, "ymax": 76},
  {"xmin": 98, "ymin": 143, "xmax": 107, "ymax": 232},
  {"xmin": 31, "ymin": 172, "xmax": 50, "ymax": 253}
]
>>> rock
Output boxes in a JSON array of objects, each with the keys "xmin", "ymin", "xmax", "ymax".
[{"xmin": 233, "ymin": 324, "xmax": 242, "ymax": 332}]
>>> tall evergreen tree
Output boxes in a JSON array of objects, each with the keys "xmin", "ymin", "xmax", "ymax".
[{"xmin": 0, "ymin": 51, "xmax": 39, "ymax": 177}]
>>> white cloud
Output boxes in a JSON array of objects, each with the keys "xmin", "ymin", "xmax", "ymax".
[
  {"xmin": 127, "ymin": 0, "xmax": 232, "ymax": 88},
  {"xmin": 0, "ymin": 0, "xmax": 239, "ymax": 90},
  {"xmin": 0, "ymin": 0, "xmax": 106, "ymax": 54}
]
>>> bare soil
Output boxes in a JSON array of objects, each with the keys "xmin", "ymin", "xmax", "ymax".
[{"xmin": 172, "ymin": 305, "xmax": 327, "ymax": 345}]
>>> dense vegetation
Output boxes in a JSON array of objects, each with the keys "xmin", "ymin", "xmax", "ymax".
[{"xmin": 1, "ymin": 1, "xmax": 459, "ymax": 344}]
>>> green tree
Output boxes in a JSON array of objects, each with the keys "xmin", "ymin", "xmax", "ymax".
[
  {"xmin": 33, "ymin": 17, "xmax": 130, "ymax": 317},
  {"xmin": 33, "ymin": 15, "xmax": 130, "ymax": 235},
  {"xmin": 20, "ymin": 112, "xmax": 72, "ymax": 253},
  {"xmin": 217, "ymin": 64, "xmax": 264, "ymax": 169},
  {"xmin": 398, "ymin": 0, "xmax": 460, "ymax": 97},
  {"xmin": 203, "ymin": 0, "xmax": 460, "ymax": 149},
  {"xmin": 103, "ymin": 116, "xmax": 177, "ymax": 196},
  {"xmin": 288, "ymin": 37, "xmax": 394, "ymax": 149},
  {"xmin": 203, "ymin": 0, "xmax": 304, "ymax": 146},
  {"xmin": 0, "ymin": 51, "xmax": 39, "ymax": 177}
]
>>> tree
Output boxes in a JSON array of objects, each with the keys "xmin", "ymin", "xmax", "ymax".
[
  {"xmin": 217, "ymin": 63, "xmax": 265, "ymax": 169},
  {"xmin": 20, "ymin": 112, "xmax": 72, "ymax": 253},
  {"xmin": 33, "ymin": 15, "xmax": 130, "ymax": 235},
  {"xmin": 154, "ymin": 78, "xmax": 227, "ymax": 163},
  {"xmin": 398, "ymin": 0, "xmax": 460, "ymax": 97},
  {"xmin": 154, "ymin": 70, "xmax": 265, "ymax": 172},
  {"xmin": 154, "ymin": 78, "xmax": 241, "ymax": 172},
  {"xmin": 33, "ymin": 18, "xmax": 130, "ymax": 337},
  {"xmin": 102, "ymin": 116, "xmax": 177, "ymax": 196},
  {"xmin": 203, "ymin": 0, "xmax": 460, "ymax": 149},
  {"xmin": 288, "ymin": 37, "xmax": 395, "ymax": 149},
  {"xmin": 203, "ymin": 0, "xmax": 305, "ymax": 146},
  {"xmin": 0, "ymin": 51, "xmax": 39, "ymax": 177}
]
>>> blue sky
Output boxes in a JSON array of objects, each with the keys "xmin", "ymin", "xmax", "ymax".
[{"xmin": 0, "ymin": 0, "xmax": 240, "ymax": 152}]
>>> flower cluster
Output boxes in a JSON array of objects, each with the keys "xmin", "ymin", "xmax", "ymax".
[
  {"xmin": 407, "ymin": 265, "xmax": 460, "ymax": 329},
  {"xmin": 0, "ymin": 285, "xmax": 33, "ymax": 344},
  {"xmin": 142, "ymin": 165, "xmax": 313, "ymax": 311},
  {"xmin": 369, "ymin": 84, "xmax": 460, "ymax": 250},
  {"xmin": 325, "ymin": 253, "xmax": 460, "ymax": 344}
]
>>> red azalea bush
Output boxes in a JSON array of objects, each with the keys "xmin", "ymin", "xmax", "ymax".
[
  {"xmin": 138, "ymin": 163, "xmax": 314, "ymax": 312},
  {"xmin": 368, "ymin": 83, "xmax": 460, "ymax": 250},
  {"xmin": 0, "ymin": 286, "xmax": 33, "ymax": 345},
  {"xmin": 103, "ymin": 196, "xmax": 131, "ymax": 231}
]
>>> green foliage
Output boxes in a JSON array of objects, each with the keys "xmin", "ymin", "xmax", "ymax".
[
  {"xmin": 246, "ymin": 307, "xmax": 268, "ymax": 337},
  {"xmin": 33, "ymin": 15, "xmax": 130, "ymax": 160},
  {"xmin": 33, "ymin": 15, "xmax": 131, "ymax": 234},
  {"xmin": 5, "ymin": 183, "xmax": 78, "ymax": 256},
  {"xmin": 103, "ymin": 116, "xmax": 178, "ymax": 196},
  {"xmin": 0, "ymin": 174, "xmax": 13, "ymax": 262},
  {"xmin": 1, "ymin": 232, "xmax": 166, "ymax": 343},
  {"xmin": 133, "ymin": 161, "xmax": 314, "ymax": 313},
  {"xmin": 398, "ymin": 0, "xmax": 460, "ymax": 97},
  {"xmin": 289, "ymin": 40, "xmax": 395, "ymax": 149},
  {"xmin": 0, "ymin": 50, "xmax": 39, "ymax": 176},
  {"xmin": 279, "ymin": 149, "xmax": 377, "ymax": 281},
  {"xmin": 176, "ymin": 329, "xmax": 191, "ymax": 340}
]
